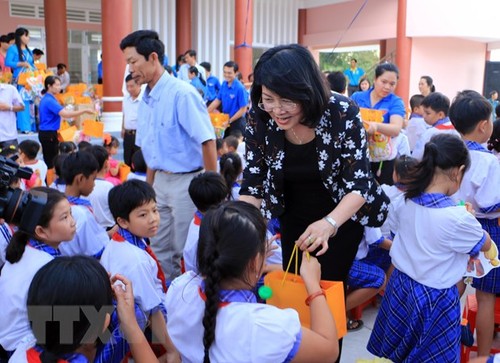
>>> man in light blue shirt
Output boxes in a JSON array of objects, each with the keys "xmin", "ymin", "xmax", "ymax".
[
  {"xmin": 344, "ymin": 58, "xmax": 365, "ymax": 96},
  {"xmin": 120, "ymin": 30, "xmax": 217, "ymax": 280},
  {"xmin": 207, "ymin": 61, "xmax": 248, "ymax": 138}
]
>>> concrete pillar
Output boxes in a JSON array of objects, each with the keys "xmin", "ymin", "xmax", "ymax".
[
  {"xmin": 101, "ymin": 0, "xmax": 132, "ymax": 112},
  {"xmin": 298, "ymin": 9, "xmax": 307, "ymax": 45},
  {"xmin": 43, "ymin": 0, "xmax": 68, "ymax": 67},
  {"xmin": 234, "ymin": 0, "xmax": 253, "ymax": 82},
  {"xmin": 176, "ymin": 0, "xmax": 192, "ymax": 57},
  {"xmin": 395, "ymin": 0, "xmax": 411, "ymax": 106}
]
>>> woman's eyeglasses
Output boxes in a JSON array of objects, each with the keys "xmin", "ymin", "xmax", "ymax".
[{"xmin": 258, "ymin": 98, "xmax": 298, "ymax": 112}]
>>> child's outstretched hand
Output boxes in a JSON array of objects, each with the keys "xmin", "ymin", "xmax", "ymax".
[
  {"xmin": 300, "ymin": 252, "xmax": 322, "ymax": 294},
  {"xmin": 465, "ymin": 202, "xmax": 475, "ymax": 216}
]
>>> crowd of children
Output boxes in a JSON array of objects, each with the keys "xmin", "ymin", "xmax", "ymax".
[{"xmin": 0, "ymin": 69, "xmax": 500, "ymax": 363}]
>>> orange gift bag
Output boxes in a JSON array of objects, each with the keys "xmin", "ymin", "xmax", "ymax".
[
  {"xmin": 264, "ymin": 246, "xmax": 347, "ymax": 338},
  {"xmin": 57, "ymin": 126, "xmax": 77, "ymax": 142},
  {"xmin": 82, "ymin": 119, "xmax": 104, "ymax": 138},
  {"xmin": 119, "ymin": 164, "xmax": 131, "ymax": 182}
]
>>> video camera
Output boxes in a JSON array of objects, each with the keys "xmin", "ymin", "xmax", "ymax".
[{"xmin": 0, "ymin": 155, "xmax": 47, "ymax": 233}]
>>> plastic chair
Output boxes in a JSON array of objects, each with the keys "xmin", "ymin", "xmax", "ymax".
[{"xmin": 460, "ymin": 295, "xmax": 500, "ymax": 362}]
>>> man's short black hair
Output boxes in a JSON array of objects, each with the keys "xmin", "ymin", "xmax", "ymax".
[
  {"xmin": 120, "ymin": 30, "xmax": 165, "ymax": 65},
  {"xmin": 224, "ymin": 61, "xmax": 238, "ymax": 72},
  {"xmin": 32, "ymin": 48, "xmax": 44, "ymax": 56},
  {"xmin": 108, "ymin": 180, "xmax": 156, "ymax": 223},
  {"xmin": 57, "ymin": 63, "xmax": 66, "ymax": 70},
  {"xmin": 200, "ymin": 62, "xmax": 211, "ymax": 73},
  {"xmin": 184, "ymin": 49, "xmax": 197, "ymax": 58},
  {"xmin": 62, "ymin": 151, "xmax": 99, "ymax": 185}
]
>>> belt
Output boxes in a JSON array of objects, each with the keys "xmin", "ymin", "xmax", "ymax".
[
  {"xmin": 159, "ymin": 167, "xmax": 203, "ymax": 175},
  {"xmin": 124, "ymin": 129, "xmax": 136, "ymax": 135}
]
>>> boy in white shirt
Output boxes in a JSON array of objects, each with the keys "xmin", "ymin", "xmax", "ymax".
[
  {"xmin": 101, "ymin": 179, "xmax": 179, "ymax": 361},
  {"xmin": 406, "ymin": 94, "xmax": 429, "ymax": 152},
  {"xmin": 18, "ymin": 140, "xmax": 47, "ymax": 186}
]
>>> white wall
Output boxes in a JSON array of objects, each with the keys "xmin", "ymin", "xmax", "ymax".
[{"xmin": 409, "ymin": 37, "xmax": 486, "ymax": 104}]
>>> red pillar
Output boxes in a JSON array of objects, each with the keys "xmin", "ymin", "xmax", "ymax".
[
  {"xmin": 395, "ymin": 0, "xmax": 411, "ymax": 106},
  {"xmin": 43, "ymin": 0, "xmax": 68, "ymax": 67},
  {"xmin": 234, "ymin": 0, "xmax": 253, "ymax": 82},
  {"xmin": 298, "ymin": 9, "xmax": 307, "ymax": 45},
  {"xmin": 101, "ymin": 0, "xmax": 132, "ymax": 112},
  {"xmin": 176, "ymin": 0, "xmax": 192, "ymax": 57},
  {"xmin": 486, "ymin": 48, "xmax": 491, "ymax": 61}
]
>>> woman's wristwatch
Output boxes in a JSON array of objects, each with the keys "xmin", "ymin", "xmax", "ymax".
[{"xmin": 323, "ymin": 216, "xmax": 338, "ymax": 237}]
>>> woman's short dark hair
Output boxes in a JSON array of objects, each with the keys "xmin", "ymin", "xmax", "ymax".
[
  {"xmin": 27, "ymin": 256, "xmax": 113, "ymax": 361},
  {"xmin": 250, "ymin": 44, "xmax": 330, "ymax": 128},
  {"xmin": 120, "ymin": 30, "xmax": 165, "ymax": 65},
  {"xmin": 375, "ymin": 63, "xmax": 400, "ymax": 79}
]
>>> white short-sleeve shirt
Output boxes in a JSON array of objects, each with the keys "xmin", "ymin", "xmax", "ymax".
[
  {"xmin": 412, "ymin": 124, "xmax": 460, "ymax": 160},
  {"xmin": 100, "ymin": 236, "xmax": 165, "ymax": 313},
  {"xmin": 390, "ymin": 199, "xmax": 485, "ymax": 289},
  {"xmin": 83, "ymin": 179, "xmax": 115, "ymax": 229},
  {"xmin": 453, "ymin": 149, "xmax": 500, "ymax": 219},
  {"xmin": 58, "ymin": 205, "xmax": 109, "ymax": 257},
  {"xmin": 0, "ymin": 247, "xmax": 53, "ymax": 351},
  {"xmin": 166, "ymin": 271, "xmax": 302, "ymax": 363},
  {"xmin": 183, "ymin": 217, "xmax": 201, "ymax": 273}
]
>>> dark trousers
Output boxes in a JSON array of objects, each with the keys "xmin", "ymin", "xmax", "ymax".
[
  {"xmin": 347, "ymin": 85, "xmax": 359, "ymax": 96},
  {"xmin": 123, "ymin": 130, "xmax": 140, "ymax": 167},
  {"xmin": 38, "ymin": 130, "xmax": 59, "ymax": 169},
  {"xmin": 223, "ymin": 117, "xmax": 246, "ymax": 138}
]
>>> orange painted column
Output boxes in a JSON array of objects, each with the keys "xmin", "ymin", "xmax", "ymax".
[
  {"xmin": 176, "ymin": 0, "xmax": 192, "ymax": 57},
  {"xmin": 43, "ymin": 0, "xmax": 68, "ymax": 67},
  {"xmin": 395, "ymin": 0, "xmax": 411, "ymax": 107},
  {"xmin": 234, "ymin": 0, "xmax": 253, "ymax": 82},
  {"xmin": 298, "ymin": 9, "xmax": 307, "ymax": 45},
  {"xmin": 101, "ymin": 0, "xmax": 132, "ymax": 112},
  {"xmin": 486, "ymin": 49, "xmax": 491, "ymax": 61}
]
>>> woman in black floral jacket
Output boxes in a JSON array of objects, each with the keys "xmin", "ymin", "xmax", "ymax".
[{"xmin": 240, "ymin": 44, "xmax": 389, "ymax": 285}]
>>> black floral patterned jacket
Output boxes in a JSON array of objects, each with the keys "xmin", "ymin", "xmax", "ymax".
[{"xmin": 240, "ymin": 92, "xmax": 389, "ymax": 226}]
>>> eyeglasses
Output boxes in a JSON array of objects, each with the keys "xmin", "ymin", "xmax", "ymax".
[{"xmin": 258, "ymin": 98, "xmax": 298, "ymax": 112}]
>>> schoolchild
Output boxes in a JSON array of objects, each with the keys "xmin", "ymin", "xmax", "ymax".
[
  {"xmin": 101, "ymin": 179, "xmax": 179, "ymax": 362},
  {"xmin": 219, "ymin": 152, "xmax": 243, "ymax": 200},
  {"xmin": 0, "ymin": 188, "xmax": 76, "ymax": 358},
  {"xmin": 183, "ymin": 172, "xmax": 230, "ymax": 273},
  {"xmin": 10, "ymin": 256, "xmax": 150, "ymax": 363},
  {"xmin": 103, "ymin": 135, "xmax": 121, "ymax": 186},
  {"xmin": 59, "ymin": 151, "xmax": 109, "ymax": 258},
  {"xmin": 126, "ymin": 150, "xmax": 147, "ymax": 182},
  {"xmin": 18, "ymin": 140, "xmax": 47, "ymax": 187},
  {"xmin": 368, "ymin": 133, "xmax": 492, "ymax": 362},
  {"xmin": 405, "ymin": 94, "xmax": 429, "ymax": 152},
  {"xmin": 412, "ymin": 92, "xmax": 460, "ymax": 160},
  {"xmin": 450, "ymin": 90, "xmax": 500, "ymax": 356},
  {"xmin": 487, "ymin": 118, "xmax": 500, "ymax": 162},
  {"xmin": 166, "ymin": 201, "xmax": 339, "ymax": 363}
]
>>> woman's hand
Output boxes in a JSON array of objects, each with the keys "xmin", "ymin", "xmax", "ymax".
[
  {"xmin": 19, "ymin": 61, "xmax": 31, "ymax": 68},
  {"xmin": 365, "ymin": 121, "xmax": 378, "ymax": 135},
  {"xmin": 296, "ymin": 218, "xmax": 336, "ymax": 256},
  {"xmin": 299, "ymin": 252, "xmax": 322, "ymax": 294}
]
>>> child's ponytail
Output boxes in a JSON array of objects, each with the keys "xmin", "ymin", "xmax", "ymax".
[
  {"xmin": 5, "ymin": 231, "xmax": 30, "ymax": 264},
  {"xmin": 201, "ymin": 248, "xmax": 221, "ymax": 363},
  {"xmin": 405, "ymin": 134, "xmax": 470, "ymax": 199},
  {"xmin": 219, "ymin": 152, "xmax": 242, "ymax": 200}
]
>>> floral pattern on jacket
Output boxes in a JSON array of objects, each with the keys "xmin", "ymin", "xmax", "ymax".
[{"xmin": 240, "ymin": 92, "xmax": 389, "ymax": 227}]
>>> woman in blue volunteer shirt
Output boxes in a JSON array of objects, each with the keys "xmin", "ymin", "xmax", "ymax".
[
  {"xmin": 5, "ymin": 27, "xmax": 35, "ymax": 133},
  {"xmin": 38, "ymin": 76, "xmax": 94, "ymax": 171},
  {"xmin": 351, "ymin": 63, "xmax": 406, "ymax": 185}
]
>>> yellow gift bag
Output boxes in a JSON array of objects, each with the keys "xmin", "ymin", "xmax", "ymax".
[{"xmin": 264, "ymin": 246, "xmax": 347, "ymax": 338}]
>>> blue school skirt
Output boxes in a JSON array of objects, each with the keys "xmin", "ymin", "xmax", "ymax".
[
  {"xmin": 347, "ymin": 259, "xmax": 385, "ymax": 289},
  {"xmin": 473, "ymin": 218, "xmax": 500, "ymax": 293},
  {"xmin": 367, "ymin": 268, "xmax": 460, "ymax": 363}
]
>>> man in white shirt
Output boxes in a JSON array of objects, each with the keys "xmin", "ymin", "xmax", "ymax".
[
  {"xmin": 57, "ymin": 63, "xmax": 70, "ymax": 92},
  {"xmin": 0, "ymin": 83, "xmax": 24, "ymax": 148},
  {"xmin": 179, "ymin": 49, "xmax": 205, "ymax": 82},
  {"xmin": 121, "ymin": 74, "xmax": 143, "ymax": 167}
]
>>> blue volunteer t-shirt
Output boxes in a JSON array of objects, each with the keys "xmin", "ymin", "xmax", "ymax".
[
  {"xmin": 217, "ymin": 78, "xmax": 248, "ymax": 118},
  {"xmin": 39, "ymin": 93, "xmax": 64, "ymax": 131},
  {"xmin": 351, "ymin": 88, "xmax": 406, "ymax": 124}
]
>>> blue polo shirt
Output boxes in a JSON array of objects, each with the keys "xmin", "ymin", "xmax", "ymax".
[
  {"xmin": 39, "ymin": 93, "xmax": 64, "ymax": 131},
  {"xmin": 351, "ymin": 88, "xmax": 406, "ymax": 124},
  {"xmin": 136, "ymin": 71, "xmax": 215, "ymax": 173},
  {"xmin": 344, "ymin": 67, "xmax": 365, "ymax": 87},
  {"xmin": 217, "ymin": 79, "xmax": 248, "ymax": 118}
]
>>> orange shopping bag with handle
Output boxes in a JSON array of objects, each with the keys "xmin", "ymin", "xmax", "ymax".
[
  {"xmin": 57, "ymin": 125, "xmax": 77, "ymax": 142},
  {"xmin": 82, "ymin": 119, "xmax": 104, "ymax": 138},
  {"xmin": 118, "ymin": 163, "xmax": 131, "ymax": 182},
  {"xmin": 263, "ymin": 245, "xmax": 347, "ymax": 338}
]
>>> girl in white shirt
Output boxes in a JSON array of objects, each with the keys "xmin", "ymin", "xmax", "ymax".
[
  {"xmin": 368, "ymin": 134, "xmax": 492, "ymax": 362},
  {"xmin": 0, "ymin": 188, "xmax": 76, "ymax": 357},
  {"xmin": 219, "ymin": 152, "xmax": 242, "ymax": 201},
  {"xmin": 166, "ymin": 201, "xmax": 338, "ymax": 363}
]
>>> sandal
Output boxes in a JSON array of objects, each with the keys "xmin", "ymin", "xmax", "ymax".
[{"xmin": 347, "ymin": 319, "xmax": 364, "ymax": 332}]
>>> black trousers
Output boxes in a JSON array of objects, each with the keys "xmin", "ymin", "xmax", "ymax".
[
  {"xmin": 123, "ymin": 130, "xmax": 140, "ymax": 167},
  {"xmin": 223, "ymin": 117, "xmax": 246, "ymax": 138},
  {"xmin": 370, "ymin": 159, "xmax": 395, "ymax": 186},
  {"xmin": 38, "ymin": 130, "xmax": 59, "ymax": 169}
]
